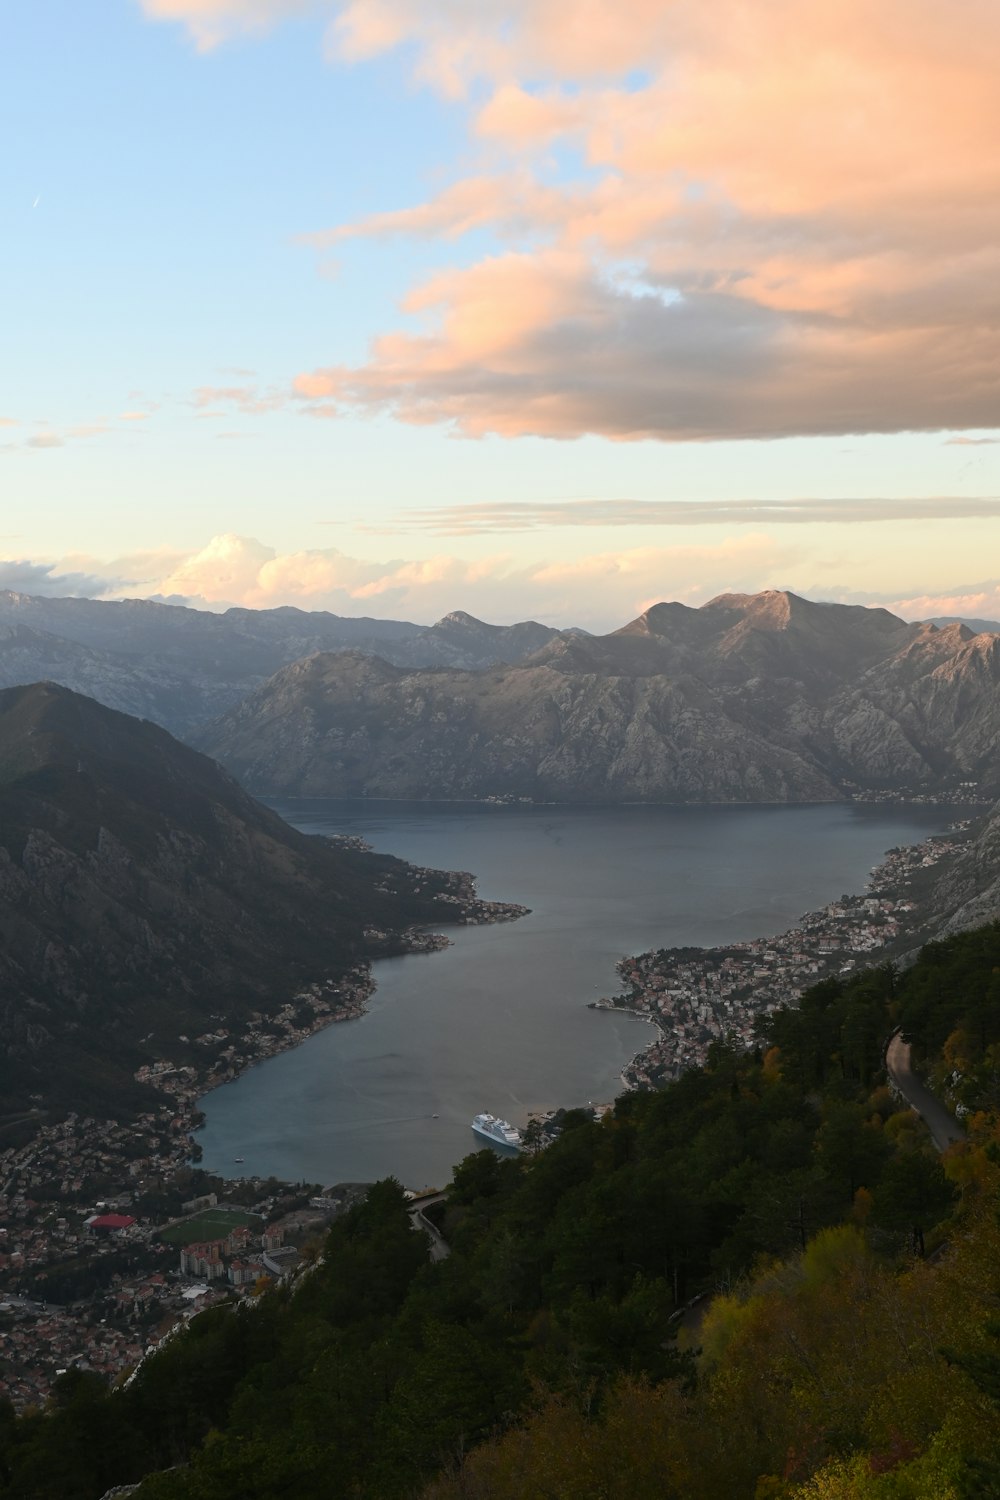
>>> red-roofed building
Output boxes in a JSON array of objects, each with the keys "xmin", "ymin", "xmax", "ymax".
[{"xmin": 85, "ymin": 1214, "xmax": 136, "ymax": 1235}]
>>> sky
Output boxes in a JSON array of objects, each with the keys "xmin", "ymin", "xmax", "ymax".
[{"xmin": 2, "ymin": 0, "xmax": 999, "ymax": 632}]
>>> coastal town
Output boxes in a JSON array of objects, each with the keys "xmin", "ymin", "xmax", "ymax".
[
  {"xmin": 0, "ymin": 1092, "xmax": 353, "ymax": 1410},
  {"xmin": 0, "ymin": 866, "xmax": 527, "ymax": 1412},
  {"xmin": 604, "ymin": 824, "xmax": 972, "ymax": 1088}
]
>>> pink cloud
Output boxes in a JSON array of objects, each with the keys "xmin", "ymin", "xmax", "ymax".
[
  {"xmin": 888, "ymin": 585, "xmax": 1000, "ymax": 624},
  {"xmin": 292, "ymin": 247, "xmax": 1000, "ymax": 441},
  {"xmin": 292, "ymin": 4, "xmax": 1000, "ymax": 440},
  {"xmin": 17, "ymin": 530, "xmax": 1000, "ymax": 634},
  {"xmin": 191, "ymin": 384, "xmax": 285, "ymax": 414},
  {"xmin": 137, "ymin": 0, "xmax": 317, "ymax": 50},
  {"xmin": 141, "ymin": 0, "xmax": 1000, "ymax": 444},
  {"xmin": 300, "ymin": 173, "xmax": 570, "ymax": 248}
]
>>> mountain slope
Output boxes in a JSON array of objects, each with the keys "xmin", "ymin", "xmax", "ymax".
[
  {"xmin": 199, "ymin": 591, "xmax": 1000, "ymax": 803},
  {"xmin": 0, "ymin": 622, "xmax": 211, "ymax": 730},
  {"xmin": 0, "ymin": 683, "xmax": 463, "ymax": 1118}
]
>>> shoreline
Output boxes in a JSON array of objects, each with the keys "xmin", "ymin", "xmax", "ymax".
[
  {"xmin": 144, "ymin": 890, "xmax": 531, "ymax": 1127},
  {"xmin": 604, "ymin": 818, "xmax": 976, "ymax": 1091},
  {"xmin": 272, "ymin": 789, "xmax": 989, "ymax": 812},
  {"xmin": 200, "ymin": 804, "xmax": 976, "ymax": 1123}
]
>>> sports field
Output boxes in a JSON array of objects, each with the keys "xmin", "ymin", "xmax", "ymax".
[{"xmin": 160, "ymin": 1207, "xmax": 263, "ymax": 1246}]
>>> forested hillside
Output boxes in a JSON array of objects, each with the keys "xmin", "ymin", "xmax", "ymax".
[
  {"xmin": 4, "ymin": 928, "xmax": 1000, "ymax": 1498},
  {"xmin": 0, "ymin": 683, "xmax": 466, "ymax": 1119}
]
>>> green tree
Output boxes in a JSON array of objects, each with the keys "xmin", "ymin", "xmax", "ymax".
[{"xmin": 871, "ymin": 1147, "xmax": 957, "ymax": 1256}]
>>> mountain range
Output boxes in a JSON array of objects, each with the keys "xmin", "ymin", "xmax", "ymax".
[
  {"xmin": 4, "ymin": 587, "xmax": 1000, "ymax": 805},
  {"xmin": 0, "ymin": 592, "xmax": 565, "ymax": 737},
  {"xmin": 198, "ymin": 590, "xmax": 1000, "ymax": 803}
]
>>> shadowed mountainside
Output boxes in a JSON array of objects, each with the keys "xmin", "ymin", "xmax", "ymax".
[{"xmin": 0, "ymin": 683, "xmax": 465, "ymax": 1119}]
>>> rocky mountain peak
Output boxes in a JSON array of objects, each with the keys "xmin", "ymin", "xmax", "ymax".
[
  {"xmin": 703, "ymin": 588, "xmax": 801, "ymax": 626},
  {"xmin": 435, "ymin": 610, "xmax": 488, "ymax": 630}
]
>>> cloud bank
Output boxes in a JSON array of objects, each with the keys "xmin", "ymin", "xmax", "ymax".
[
  {"xmin": 0, "ymin": 559, "xmax": 130, "ymax": 599},
  {"xmin": 3, "ymin": 531, "xmax": 798, "ymax": 628},
  {"xmin": 7, "ymin": 531, "xmax": 1000, "ymax": 633},
  {"xmin": 135, "ymin": 0, "xmax": 1000, "ymax": 442}
]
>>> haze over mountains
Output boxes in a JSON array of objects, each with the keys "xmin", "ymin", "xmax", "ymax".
[
  {"xmin": 200, "ymin": 590, "xmax": 1000, "ymax": 804},
  {"xmin": 0, "ymin": 592, "xmax": 565, "ymax": 737},
  {"xmin": 0, "ymin": 683, "xmax": 464, "ymax": 1121}
]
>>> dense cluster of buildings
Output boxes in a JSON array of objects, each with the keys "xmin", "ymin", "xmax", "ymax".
[
  {"xmin": 0, "ymin": 1070, "xmax": 353, "ymax": 1409},
  {"xmin": 0, "ymin": 1114, "xmax": 332, "ymax": 1414},
  {"xmin": 609, "ymin": 827, "xmax": 967, "ymax": 1088},
  {"xmin": 178, "ymin": 1221, "xmax": 287, "ymax": 1286}
]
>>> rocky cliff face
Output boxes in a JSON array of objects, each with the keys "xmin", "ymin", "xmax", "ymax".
[
  {"xmin": 0, "ymin": 683, "xmax": 463, "ymax": 1118},
  {"xmin": 922, "ymin": 802, "xmax": 1000, "ymax": 937},
  {"xmin": 198, "ymin": 591, "xmax": 1000, "ymax": 804},
  {"xmin": 0, "ymin": 622, "xmax": 214, "ymax": 730},
  {"xmin": 0, "ymin": 593, "xmax": 567, "ymax": 736}
]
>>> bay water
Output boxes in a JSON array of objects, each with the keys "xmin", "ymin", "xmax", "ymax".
[{"xmin": 196, "ymin": 801, "xmax": 956, "ymax": 1189}]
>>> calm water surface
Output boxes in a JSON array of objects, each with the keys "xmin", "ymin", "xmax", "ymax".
[{"xmin": 197, "ymin": 801, "xmax": 956, "ymax": 1188}]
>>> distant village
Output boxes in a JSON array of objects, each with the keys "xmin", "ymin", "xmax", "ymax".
[{"xmin": 603, "ymin": 823, "xmax": 971, "ymax": 1088}]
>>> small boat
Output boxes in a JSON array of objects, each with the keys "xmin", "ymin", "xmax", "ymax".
[{"xmin": 233, "ymin": 1157, "xmax": 244, "ymax": 1163}]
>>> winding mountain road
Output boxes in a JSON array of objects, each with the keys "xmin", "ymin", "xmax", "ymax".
[
  {"xmin": 885, "ymin": 1033, "xmax": 964, "ymax": 1152},
  {"xmin": 408, "ymin": 1193, "xmax": 451, "ymax": 1262}
]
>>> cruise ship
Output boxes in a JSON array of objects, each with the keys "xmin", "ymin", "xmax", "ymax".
[{"xmin": 471, "ymin": 1112, "xmax": 522, "ymax": 1150}]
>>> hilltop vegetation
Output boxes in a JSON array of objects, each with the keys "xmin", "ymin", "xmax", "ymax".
[{"xmin": 5, "ymin": 925, "xmax": 1000, "ymax": 1497}]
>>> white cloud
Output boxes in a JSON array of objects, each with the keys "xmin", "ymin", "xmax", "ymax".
[
  {"xmin": 7, "ymin": 531, "xmax": 799, "ymax": 629},
  {"xmin": 13, "ymin": 531, "xmax": 1000, "ymax": 631}
]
